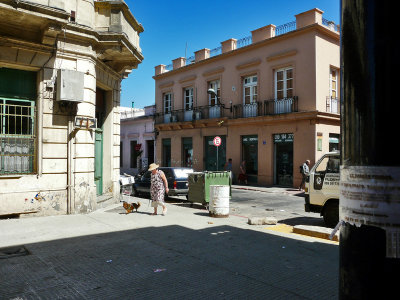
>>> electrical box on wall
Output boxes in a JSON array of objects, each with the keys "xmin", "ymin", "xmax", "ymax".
[{"xmin": 56, "ymin": 69, "xmax": 84, "ymax": 102}]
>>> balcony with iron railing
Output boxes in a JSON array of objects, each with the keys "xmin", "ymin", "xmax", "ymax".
[
  {"xmin": 155, "ymin": 104, "xmax": 227, "ymax": 124},
  {"xmin": 326, "ymin": 96, "xmax": 340, "ymax": 114},
  {"xmin": 155, "ymin": 97, "xmax": 299, "ymax": 125}
]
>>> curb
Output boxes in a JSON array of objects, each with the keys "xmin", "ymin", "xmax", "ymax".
[{"xmin": 293, "ymin": 225, "xmax": 339, "ymax": 242}]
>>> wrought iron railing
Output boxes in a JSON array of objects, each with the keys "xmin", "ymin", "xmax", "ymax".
[
  {"xmin": 233, "ymin": 102, "xmax": 263, "ymax": 118},
  {"xmin": 275, "ymin": 21, "xmax": 297, "ymax": 36},
  {"xmin": 155, "ymin": 97, "xmax": 300, "ymax": 124},
  {"xmin": 154, "ymin": 104, "xmax": 227, "ymax": 125},
  {"xmin": 237, "ymin": 35, "xmax": 252, "ymax": 48},
  {"xmin": 264, "ymin": 97, "xmax": 298, "ymax": 115},
  {"xmin": 326, "ymin": 96, "xmax": 340, "ymax": 114},
  {"xmin": 322, "ymin": 18, "xmax": 340, "ymax": 32}
]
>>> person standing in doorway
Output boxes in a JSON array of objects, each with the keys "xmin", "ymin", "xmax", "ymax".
[
  {"xmin": 224, "ymin": 158, "xmax": 233, "ymax": 182},
  {"xmin": 238, "ymin": 160, "xmax": 248, "ymax": 185},
  {"xmin": 299, "ymin": 159, "xmax": 310, "ymax": 191},
  {"xmin": 148, "ymin": 163, "xmax": 169, "ymax": 215}
]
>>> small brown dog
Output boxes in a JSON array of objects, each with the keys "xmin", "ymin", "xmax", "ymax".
[{"xmin": 123, "ymin": 201, "xmax": 141, "ymax": 214}]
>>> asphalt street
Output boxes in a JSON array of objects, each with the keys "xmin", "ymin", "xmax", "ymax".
[{"xmin": 0, "ymin": 186, "xmax": 338, "ymax": 299}]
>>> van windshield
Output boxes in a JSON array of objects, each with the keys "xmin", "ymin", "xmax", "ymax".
[
  {"xmin": 174, "ymin": 169, "xmax": 194, "ymax": 179},
  {"xmin": 314, "ymin": 155, "xmax": 340, "ymax": 173}
]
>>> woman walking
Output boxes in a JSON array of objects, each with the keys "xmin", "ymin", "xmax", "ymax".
[{"xmin": 148, "ymin": 163, "xmax": 169, "ymax": 215}]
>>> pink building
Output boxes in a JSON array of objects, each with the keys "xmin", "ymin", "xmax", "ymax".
[{"xmin": 153, "ymin": 8, "xmax": 340, "ymax": 188}]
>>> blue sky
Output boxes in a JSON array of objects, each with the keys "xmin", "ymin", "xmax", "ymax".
[{"xmin": 121, "ymin": 0, "xmax": 340, "ymax": 109}]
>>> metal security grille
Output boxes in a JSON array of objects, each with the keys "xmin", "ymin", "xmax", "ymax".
[{"xmin": 0, "ymin": 98, "xmax": 35, "ymax": 175}]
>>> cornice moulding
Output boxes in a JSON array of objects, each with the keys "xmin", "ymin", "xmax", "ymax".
[{"xmin": 236, "ymin": 58, "xmax": 262, "ymax": 70}]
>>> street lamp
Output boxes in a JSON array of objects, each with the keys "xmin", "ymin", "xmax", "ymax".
[{"xmin": 207, "ymin": 89, "xmax": 232, "ymax": 113}]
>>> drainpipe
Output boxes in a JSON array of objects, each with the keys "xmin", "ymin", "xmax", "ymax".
[{"xmin": 67, "ymin": 115, "xmax": 74, "ymax": 214}]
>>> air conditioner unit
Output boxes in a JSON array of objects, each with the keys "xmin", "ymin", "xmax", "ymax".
[{"xmin": 56, "ymin": 69, "xmax": 84, "ymax": 102}]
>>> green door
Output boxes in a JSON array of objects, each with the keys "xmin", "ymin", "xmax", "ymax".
[
  {"xmin": 204, "ymin": 136, "xmax": 226, "ymax": 171},
  {"xmin": 95, "ymin": 128, "xmax": 103, "ymax": 195}
]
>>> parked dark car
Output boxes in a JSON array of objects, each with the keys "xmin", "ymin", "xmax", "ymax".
[{"xmin": 133, "ymin": 167, "xmax": 194, "ymax": 198}]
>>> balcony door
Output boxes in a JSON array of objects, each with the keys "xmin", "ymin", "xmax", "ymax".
[
  {"xmin": 163, "ymin": 92, "xmax": 172, "ymax": 123},
  {"xmin": 243, "ymin": 75, "xmax": 258, "ymax": 117},
  {"xmin": 329, "ymin": 69, "xmax": 338, "ymax": 113},
  {"xmin": 275, "ymin": 67, "xmax": 293, "ymax": 114},
  {"xmin": 208, "ymin": 80, "xmax": 221, "ymax": 118},
  {"xmin": 184, "ymin": 87, "xmax": 193, "ymax": 121}
]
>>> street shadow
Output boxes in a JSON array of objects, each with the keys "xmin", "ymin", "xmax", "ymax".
[
  {"xmin": 0, "ymin": 224, "xmax": 338, "ymax": 300},
  {"xmin": 279, "ymin": 216, "xmax": 327, "ymax": 227}
]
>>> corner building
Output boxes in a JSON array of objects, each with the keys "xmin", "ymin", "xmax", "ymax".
[
  {"xmin": 0, "ymin": 0, "xmax": 143, "ymax": 216},
  {"xmin": 153, "ymin": 8, "xmax": 340, "ymax": 188}
]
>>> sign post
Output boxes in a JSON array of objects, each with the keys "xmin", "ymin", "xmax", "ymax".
[{"xmin": 213, "ymin": 136, "xmax": 222, "ymax": 171}]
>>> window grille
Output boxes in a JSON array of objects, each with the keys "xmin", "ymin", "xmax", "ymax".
[{"xmin": 0, "ymin": 98, "xmax": 36, "ymax": 175}]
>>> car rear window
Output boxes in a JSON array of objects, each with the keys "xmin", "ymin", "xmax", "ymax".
[{"xmin": 173, "ymin": 168, "xmax": 194, "ymax": 179}]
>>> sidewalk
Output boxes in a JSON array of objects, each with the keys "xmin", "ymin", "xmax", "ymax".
[{"xmin": 0, "ymin": 198, "xmax": 338, "ymax": 299}]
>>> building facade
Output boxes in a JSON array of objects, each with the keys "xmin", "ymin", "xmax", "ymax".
[
  {"xmin": 120, "ymin": 105, "xmax": 156, "ymax": 175},
  {"xmin": 153, "ymin": 8, "xmax": 340, "ymax": 187},
  {"xmin": 0, "ymin": 0, "xmax": 143, "ymax": 216}
]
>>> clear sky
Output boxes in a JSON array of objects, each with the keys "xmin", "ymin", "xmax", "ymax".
[{"xmin": 121, "ymin": 0, "xmax": 340, "ymax": 109}]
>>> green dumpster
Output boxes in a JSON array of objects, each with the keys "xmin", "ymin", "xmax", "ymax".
[{"xmin": 187, "ymin": 171, "xmax": 232, "ymax": 205}]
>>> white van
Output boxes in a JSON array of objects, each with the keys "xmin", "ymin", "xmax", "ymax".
[{"xmin": 304, "ymin": 151, "xmax": 340, "ymax": 227}]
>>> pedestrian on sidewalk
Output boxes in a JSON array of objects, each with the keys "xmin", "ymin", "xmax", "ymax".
[
  {"xmin": 299, "ymin": 159, "xmax": 310, "ymax": 191},
  {"xmin": 149, "ymin": 163, "xmax": 169, "ymax": 215},
  {"xmin": 238, "ymin": 160, "xmax": 248, "ymax": 185},
  {"xmin": 224, "ymin": 158, "xmax": 234, "ymax": 182}
]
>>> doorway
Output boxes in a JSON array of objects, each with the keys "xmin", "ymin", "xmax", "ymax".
[
  {"xmin": 204, "ymin": 135, "xmax": 226, "ymax": 171},
  {"xmin": 162, "ymin": 138, "xmax": 171, "ymax": 167},
  {"xmin": 273, "ymin": 133, "xmax": 294, "ymax": 186},
  {"xmin": 95, "ymin": 88, "xmax": 106, "ymax": 196},
  {"xmin": 147, "ymin": 140, "xmax": 154, "ymax": 165}
]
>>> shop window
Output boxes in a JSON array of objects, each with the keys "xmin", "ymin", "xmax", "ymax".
[{"xmin": 329, "ymin": 133, "xmax": 340, "ymax": 151}]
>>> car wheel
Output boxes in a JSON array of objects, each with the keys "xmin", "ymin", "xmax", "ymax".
[{"xmin": 323, "ymin": 201, "xmax": 339, "ymax": 228}]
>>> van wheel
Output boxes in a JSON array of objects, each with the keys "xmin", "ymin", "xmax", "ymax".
[{"xmin": 323, "ymin": 202, "xmax": 339, "ymax": 228}]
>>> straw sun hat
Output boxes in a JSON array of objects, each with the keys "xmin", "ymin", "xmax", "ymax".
[{"xmin": 148, "ymin": 163, "xmax": 159, "ymax": 171}]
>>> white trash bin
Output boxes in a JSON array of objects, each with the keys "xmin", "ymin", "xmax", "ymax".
[{"xmin": 209, "ymin": 185, "xmax": 229, "ymax": 218}]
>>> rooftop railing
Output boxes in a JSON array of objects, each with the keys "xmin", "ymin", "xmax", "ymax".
[{"xmin": 161, "ymin": 18, "xmax": 339, "ymax": 72}]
